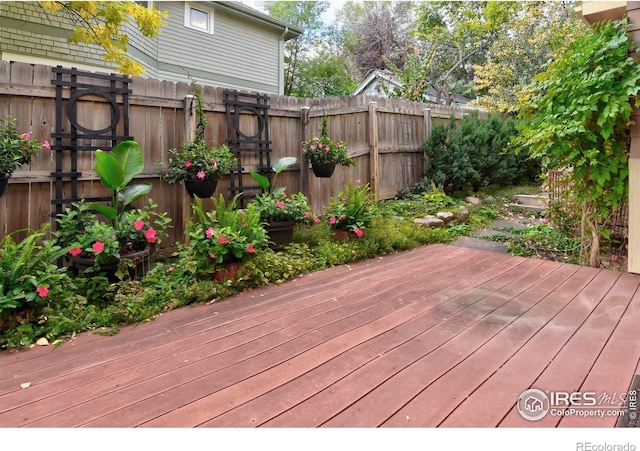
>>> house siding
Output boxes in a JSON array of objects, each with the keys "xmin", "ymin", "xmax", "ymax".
[
  {"xmin": 0, "ymin": 2, "xmax": 117, "ymax": 71},
  {"xmin": 149, "ymin": 2, "xmax": 280, "ymax": 93}
]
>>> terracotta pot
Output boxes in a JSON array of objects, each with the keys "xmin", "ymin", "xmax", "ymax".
[
  {"xmin": 332, "ymin": 229, "xmax": 355, "ymax": 240},
  {"xmin": 0, "ymin": 177, "xmax": 8, "ymax": 198},
  {"xmin": 184, "ymin": 179, "xmax": 218, "ymax": 198},
  {"xmin": 311, "ymin": 162, "xmax": 336, "ymax": 178},
  {"xmin": 72, "ymin": 246, "xmax": 155, "ymax": 279},
  {"xmin": 265, "ymin": 220, "xmax": 296, "ymax": 250},
  {"xmin": 211, "ymin": 261, "xmax": 246, "ymax": 282}
]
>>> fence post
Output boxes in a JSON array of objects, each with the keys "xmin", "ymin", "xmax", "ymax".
[
  {"xmin": 182, "ymin": 94, "xmax": 196, "ymax": 244},
  {"xmin": 423, "ymin": 108, "xmax": 432, "ymax": 174},
  {"xmin": 369, "ymin": 101, "xmax": 379, "ymax": 201},
  {"xmin": 300, "ymin": 106, "xmax": 310, "ymax": 196}
]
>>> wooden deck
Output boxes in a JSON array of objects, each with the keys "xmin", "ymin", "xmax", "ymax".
[{"xmin": 1, "ymin": 244, "xmax": 639, "ymax": 428}]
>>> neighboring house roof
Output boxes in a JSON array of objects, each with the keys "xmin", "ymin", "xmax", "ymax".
[{"xmin": 351, "ymin": 69, "xmax": 472, "ymax": 107}]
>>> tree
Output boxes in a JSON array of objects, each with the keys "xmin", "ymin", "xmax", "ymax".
[
  {"xmin": 400, "ymin": 1, "xmax": 519, "ymax": 105},
  {"xmin": 291, "ymin": 48, "xmax": 357, "ymax": 98},
  {"xmin": 471, "ymin": 2, "xmax": 582, "ymax": 113},
  {"xmin": 515, "ymin": 19, "xmax": 640, "ymax": 267},
  {"xmin": 39, "ymin": 1, "xmax": 167, "ymax": 77},
  {"xmin": 262, "ymin": 1, "xmax": 332, "ymax": 96},
  {"xmin": 337, "ymin": 1, "xmax": 416, "ymax": 79}
]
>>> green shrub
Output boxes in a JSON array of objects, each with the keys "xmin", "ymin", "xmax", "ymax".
[{"xmin": 423, "ymin": 112, "xmax": 540, "ymax": 193}]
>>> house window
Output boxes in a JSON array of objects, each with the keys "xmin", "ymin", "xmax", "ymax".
[{"xmin": 184, "ymin": 3, "xmax": 214, "ymax": 34}]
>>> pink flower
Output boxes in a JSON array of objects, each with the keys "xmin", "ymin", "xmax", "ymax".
[
  {"xmin": 213, "ymin": 162, "xmax": 218, "ymax": 170},
  {"xmin": 313, "ymin": 216, "xmax": 319, "ymax": 223},
  {"xmin": 318, "ymin": 143, "xmax": 323, "ymax": 149},
  {"xmin": 69, "ymin": 247, "xmax": 82, "ymax": 257},
  {"xmin": 196, "ymin": 170, "xmax": 206, "ymax": 180},
  {"xmin": 144, "ymin": 228, "xmax": 157, "ymax": 243},
  {"xmin": 353, "ymin": 227, "xmax": 364, "ymax": 237},
  {"xmin": 276, "ymin": 201, "xmax": 285, "ymax": 209},
  {"xmin": 310, "ymin": 145, "xmax": 316, "ymax": 151},
  {"xmin": 339, "ymin": 214, "xmax": 346, "ymax": 220},
  {"xmin": 218, "ymin": 236, "xmax": 230, "ymax": 245},
  {"xmin": 185, "ymin": 161, "xmax": 193, "ymax": 168},
  {"xmin": 209, "ymin": 253, "xmax": 216, "ymax": 259},
  {"xmin": 246, "ymin": 243, "xmax": 255, "ymax": 253},
  {"xmin": 304, "ymin": 211, "xmax": 311, "ymax": 219},
  {"xmin": 21, "ymin": 133, "xmax": 30, "ymax": 139},
  {"xmin": 205, "ymin": 227, "xmax": 214, "ymax": 239},
  {"xmin": 92, "ymin": 241, "xmax": 105, "ymax": 253},
  {"xmin": 43, "ymin": 140, "xmax": 51, "ymax": 150},
  {"xmin": 329, "ymin": 216, "xmax": 336, "ymax": 225},
  {"xmin": 134, "ymin": 219, "xmax": 145, "ymax": 231},
  {"xmin": 36, "ymin": 286, "xmax": 49, "ymax": 298}
]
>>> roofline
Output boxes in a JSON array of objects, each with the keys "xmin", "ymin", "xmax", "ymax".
[
  {"xmin": 210, "ymin": 1, "xmax": 304, "ymax": 40},
  {"xmin": 351, "ymin": 69, "xmax": 402, "ymax": 96}
]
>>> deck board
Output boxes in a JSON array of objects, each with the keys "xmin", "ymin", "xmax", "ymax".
[{"xmin": 1, "ymin": 244, "xmax": 639, "ymax": 428}]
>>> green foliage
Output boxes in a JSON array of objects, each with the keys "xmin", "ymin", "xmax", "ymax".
[
  {"xmin": 184, "ymin": 194, "xmax": 268, "ymax": 271},
  {"xmin": 302, "ymin": 115, "xmax": 353, "ymax": 166},
  {"xmin": 423, "ymin": 113, "xmax": 539, "ymax": 193},
  {"xmin": 0, "ymin": 225, "xmax": 70, "ymax": 315},
  {"xmin": 515, "ymin": 19, "xmax": 640, "ymax": 266},
  {"xmin": 507, "ymin": 224, "xmax": 580, "ymax": 264},
  {"xmin": 0, "ymin": 116, "xmax": 46, "ymax": 177},
  {"xmin": 40, "ymin": 1, "xmax": 167, "ymax": 76},
  {"xmin": 323, "ymin": 180, "xmax": 376, "ymax": 235}
]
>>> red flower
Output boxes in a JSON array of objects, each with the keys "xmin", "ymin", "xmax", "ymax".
[
  {"xmin": 353, "ymin": 227, "xmax": 364, "ymax": 237},
  {"xmin": 69, "ymin": 247, "xmax": 82, "ymax": 257},
  {"xmin": 134, "ymin": 219, "xmax": 145, "ymax": 231},
  {"xmin": 185, "ymin": 161, "xmax": 193, "ymax": 168},
  {"xmin": 36, "ymin": 286, "xmax": 49, "ymax": 298},
  {"xmin": 92, "ymin": 241, "xmax": 105, "ymax": 253},
  {"xmin": 246, "ymin": 243, "xmax": 255, "ymax": 253},
  {"xmin": 218, "ymin": 236, "xmax": 230, "ymax": 245},
  {"xmin": 206, "ymin": 227, "xmax": 214, "ymax": 239},
  {"xmin": 329, "ymin": 216, "xmax": 336, "ymax": 225},
  {"xmin": 144, "ymin": 228, "xmax": 157, "ymax": 243},
  {"xmin": 276, "ymin": 201, "xmax": 285, "ymax": 209}
]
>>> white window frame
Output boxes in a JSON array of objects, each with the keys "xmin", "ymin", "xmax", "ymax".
[{"xmin": 184, "ymin": 3, "xmax": 214, "ymax": 34}]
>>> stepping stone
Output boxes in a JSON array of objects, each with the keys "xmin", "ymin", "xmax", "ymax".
[
  {"xmin": 471, "ymin": 229, "xmax": 513, "ymax": 238},
  {"xmin": 450, "ymin": 236, "xmax": 508, "ymax": 254}
]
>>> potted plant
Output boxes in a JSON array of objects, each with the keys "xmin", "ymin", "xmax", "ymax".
[
  {"xmin": 324, "ymin": 180, "xmax": 376, "ymax": 239},
  {"xmin": 184, "ymin": 193, "xmax": 268, "ymax": 281},
  {"xmin": 163, "ymin": 88, "xmax": 235, "ymax": 198},
  {"xmin": 250, "ymin": 157, "xmax": 318, "ymax": 249},
  {"xmin": 302, "ymin": 114, "xmax": 354, "ymax": 177},
  {"xmin": 0, "ymin": 116, "xmax": 50, "ymax": 197},
  {"xmin": 55, "ymin": 140, "xmax": 171, "ymax": 279}
]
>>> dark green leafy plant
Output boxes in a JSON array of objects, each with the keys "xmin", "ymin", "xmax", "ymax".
[
  {"xmin": 323, "ymin": 180, "xmax": 376, "ymax": 236},
  {"xmin": 302, "ymin": 114, "xmax": 354, "ymax": 166},
  {"xmin": 0, "ymin": 116, "xmax": 47, "ymax": 177},
  {"xmin": 515, "ymin": 18, "xmax": 640, "ymax": 266},
  {"xmin": 0, "ymin": 225, "xmax": 70, "ymax": 315}
]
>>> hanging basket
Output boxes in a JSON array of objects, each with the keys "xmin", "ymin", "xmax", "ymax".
[
  {"xmin": 311, "ymin": 162, "xmax": 336, "ymax": 178},
  {"xmin": 184, "ymin": 179, "xmax": 218, "ymax": 198}
]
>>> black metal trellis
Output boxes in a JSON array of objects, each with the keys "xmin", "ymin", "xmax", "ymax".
[
  {"xmin": 50, "ymin": 66, "xmax": 132, "ymax": 219},
  {"xmin": 224, "ymin": 89, "xmax": 271, "ymax": 208}
]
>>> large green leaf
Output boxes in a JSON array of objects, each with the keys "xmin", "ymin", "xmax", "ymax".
[
  {"xmin": 272, "ymin": 157, "xmax": 296, "ymax": 174},
  {"xmin": 110, "ymin": 140, "xmax": 145, "ymax": 188},
  {"xmin": 250, "ymin": 171, "xmax": 270, "ymax": 191},
  {"xmin": 118, "ymin": 184, "xmax": 152, "ymax": 207},
  {"xmin": 89, "ymin": 203, "xmax": 117, "ymax": 221},
  {"xmin": 94, "ymin": 150, "xmax": 124, "ymax": 191}
]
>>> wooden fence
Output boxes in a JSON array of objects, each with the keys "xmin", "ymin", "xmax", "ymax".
[{"xmin": 0, "ymin": 61, "xmax": 479, "ymax": 247}]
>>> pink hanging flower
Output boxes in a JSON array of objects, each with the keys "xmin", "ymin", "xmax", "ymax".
[
  {"xmin": 213, "ymin": 162, "xmax": 218, "ymax": 170},
  {"xmin": 144, "ymin": 228, "xmax": 157, "ymax": 243},
  {"xmin": 196, "ymin": 170, "xmax": 206, "ymax": 180},
  {"xmin": 185, "ymin": 161, "xmax": 193, "ymax": 168},
  {"xmin": 353, "ymin": 227, "xmax": 364, "ymax": 237},
  {"xmin": 92, "ymin": 241, "xmax": 105, "ymax": 253},
  {"xmin": 36, "ymin": 286, "xmax": 49, "ymax": 298},
  {"xmin": 206, "ymin": 227, "xmax": 214, "ymax": 239},
  {"xmin": 310, "ymin": 145, "xmax": 316, "ymax": 151},
  {"xmin": 134, "ymin": 219, "xmax": 145, "ymax": 231},
  {"xmin": 246, "ymin": 243, "xmax": 255, "ymax": 253},
  {"xmin": 69, "ymin": 247, "xmax": 82, "ymax": 257},
  {"xmin": 43, "ymin": 140, "xmax": 51, "ymax": 150}
]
